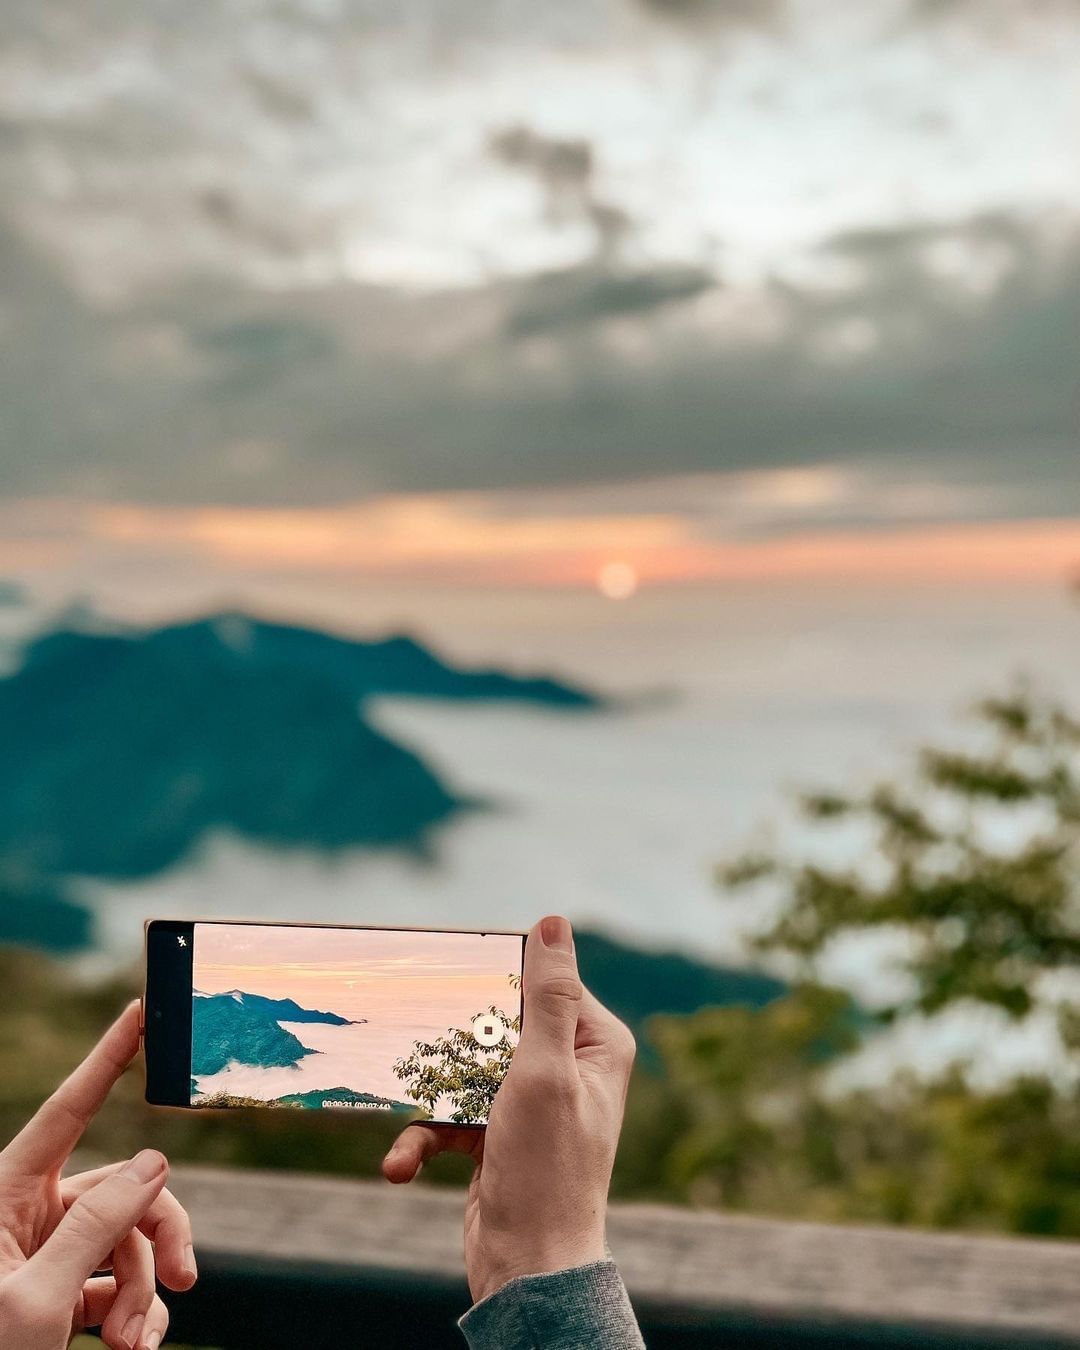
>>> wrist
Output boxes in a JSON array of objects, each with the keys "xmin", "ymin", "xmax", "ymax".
[{"xmin": 470, "ymin": 1232, "xmax": 608, "ymax": 1304}]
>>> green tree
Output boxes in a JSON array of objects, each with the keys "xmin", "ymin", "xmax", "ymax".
[
  {"xmin": 393, "ymin": 977, "xmax": 521, "ymax": 1124},
  {"xmin": 648, "ymin": 984, "xmax": 858, "ymax": 1209},
  {"xmin": 738, "ymin": 687, "xmax": 1080, "ymax": 1022},
  {"xmin": 650, "ymin": 684, "xmax": 1080, "ymax": 1234}
]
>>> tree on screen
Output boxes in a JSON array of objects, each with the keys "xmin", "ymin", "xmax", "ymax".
[{"xmin": 393, "ymin": 976, "xmax": 521, "ymax": 1124}]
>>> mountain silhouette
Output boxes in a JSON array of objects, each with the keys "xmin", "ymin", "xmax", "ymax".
[
  {"xmin": 194, "ymin": 988, "xmax": 362, "ymax": 1026},
  {"xmin": 136, "ymin": 612, "xmax": 603, "ymax": 708},
  {"xmin": 571, "ymin": 930, "xmax": 786, "ymax": 1063},
  {"xmin": 0, "ymin": 611, "xmax": 599, "ymax": 881},
  {"xmin": 191, "ymin": 988, "xmax": 360, "ymax": 1077},
  {"xmin": 0, "ymin": 874, "xmax": 92, "ymax": 953},
  {"xmin": 191, "ymin": 992, "xmax": 320, "ymax": 1077}
]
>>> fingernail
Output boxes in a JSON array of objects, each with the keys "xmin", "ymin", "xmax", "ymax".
[
  {"xmin": 145, "ymin": 1331, "xmax": 161, "ymax": 1350},
  {"xmin": 120, "ymin": 1313, "xmax": 144, "ymax": 1350},
  {"xmin": 540, "ymin": 915, "xmax": 573, "ymax": 952},
  {"xmin": 184, "ymin": 1242, "xmax": 198, "ymax": 1281},
  {"xmin": 120, "ymin": 1149, "xmax": 166, "ymax": 1183}
]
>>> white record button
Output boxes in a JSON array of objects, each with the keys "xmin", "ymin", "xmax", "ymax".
[{"xmin": 472, "ymin": 1013, "xmax": 507, "ymax": 1047}]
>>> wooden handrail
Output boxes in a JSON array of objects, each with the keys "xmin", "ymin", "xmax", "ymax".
[{"xmin": 150, "ymin": 1163, "xmax": 1080, "ymax": 1347}]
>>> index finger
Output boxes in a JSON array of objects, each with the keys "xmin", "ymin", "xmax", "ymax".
[{"xmin": 2, "ymin": 1001, "xmax": 142, "ymax": 1175}]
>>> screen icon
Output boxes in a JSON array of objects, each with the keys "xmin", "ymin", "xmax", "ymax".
[
  {"xmin": 471, "ymin": 1013, "xmax": 506, "ymax": 1047},
  {"xmin": 177, "ymin": 935, "xmax": 187, "ymax": 948}
]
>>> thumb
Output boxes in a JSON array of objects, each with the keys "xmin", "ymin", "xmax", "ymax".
[
  {"xmin": 517, "ymin": 915, "xmax": 583, "ymax": 1063},
  {"xmin": 20, "ymin": 1151, "xmax": 168, "ymax": 1304}
]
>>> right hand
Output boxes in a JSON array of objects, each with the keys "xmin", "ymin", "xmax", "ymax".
[{"xmin": 382, "ymin": 915, "xmax": 636, "ymax": 1304}]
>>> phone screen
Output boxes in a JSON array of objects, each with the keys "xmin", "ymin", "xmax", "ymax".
[{"xmin": 145, "ymin": 921, "xmax": 524, "ymax": 1125}]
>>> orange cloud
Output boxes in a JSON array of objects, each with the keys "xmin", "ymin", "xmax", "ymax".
[
  {"xmin": 2, "ymin": 490, "xmax": 1078, "ymax": 593},
  {"xmin": 85, "ymin": 497, "xmax": 1080, "ymax": 588},
  {"xmin": 89, "ymin": 496, "xmax": 687, "ymax": 575}
]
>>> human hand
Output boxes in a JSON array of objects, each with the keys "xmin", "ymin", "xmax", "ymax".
[
  {"xmin": 383, "ymin": 915, "xmax": 636, "ymax": 1303},
  {"xmin": 0, "ymin": 1002, "xmax": 197, "ymax": 1350}
]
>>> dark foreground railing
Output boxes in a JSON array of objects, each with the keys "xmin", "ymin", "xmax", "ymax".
[{"xmin": 148, "ymin": 1165, "xmax": 1080, "ymax": 1349}]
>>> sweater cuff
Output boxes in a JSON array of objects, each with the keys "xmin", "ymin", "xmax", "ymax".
[{"xmin": 459, "ymin": 1259, "xmax": 644, "ymax": 1350}]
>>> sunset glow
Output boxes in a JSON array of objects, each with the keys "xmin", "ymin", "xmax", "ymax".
[
  {"xmin": 193, "ymin": 923, "xmax": 520, "ymax": 1021},
  {"xmin": 8, "ymin": 494, "xmax": 1078, "ymax": 593},
  {"xmin": 598, "ymin": 561, "xmax": 639, "ymax": 600}
]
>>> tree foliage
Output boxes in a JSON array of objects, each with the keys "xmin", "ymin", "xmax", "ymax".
[
  {"xmin": 730, "ymin": 687, "xmax": 1080, "ymax": 1019},
  {"xmin": 393, "ymin": 978, "xmax": 521, "ymax": 1124},
  {"xmin": 648, "ymin": 682, "xmax": 1080, "ymax": 1235}
]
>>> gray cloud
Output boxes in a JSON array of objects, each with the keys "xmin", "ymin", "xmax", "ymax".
[
  {"xmin": 491, "ymin": 126, "xmax": 593, "ymax": 201},
  {"xmin": 1, "ymin": 0, "xmax": 1075, "ymax": 533},
  {"xmin": 634, "ymin": 0, "xmax": 783, "ymax": 26},
  {"xmin": 0, "ymin": 209, "xmax": 1077, "ymax": 518},
  {"xmin": 902, "ymin": 0, "xmax": 1080, "ymax": 38},
  {"xmin": 488, "ymin": 123, "xmax": 685, "ymax": 338},
  {"xmin": 504, "ymin": 263, "xmax": 716, "ymax": 336},
  {"xmin": 911, "ymin": 0, "xmax": 1080, "ymax": 14},
  {"xmin": 490, "ymin": 124, "xmax": 634, "ymax": 263}
]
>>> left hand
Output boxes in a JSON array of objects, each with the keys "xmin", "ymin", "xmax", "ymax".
[{"xmin": 0, "ymin": 1001, "xmax": 197, "ymax": 1350}]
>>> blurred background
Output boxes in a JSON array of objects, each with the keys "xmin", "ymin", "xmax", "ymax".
[{"xmin": 2, "ymin": 0, "xmax": 1080, "ymax": 1261}]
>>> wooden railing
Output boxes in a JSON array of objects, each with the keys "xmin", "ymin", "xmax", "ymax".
[{"xmin": 155, "ymin": 1164, "xmax": 1080, "ymax": 1348}]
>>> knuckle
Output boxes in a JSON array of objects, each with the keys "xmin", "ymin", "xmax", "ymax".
[
  {"xmin": 169, "ymin": 1208, "xmax": 195, "ymax": 1246},
  {"xmin": 547, "ymin": 1070, "xmax": 579, "ymax": 1105},
  {"xmin": 512, "ymin": 1059, "xmax": 575, "ymax": 1102},
  {"xmin": 537, "ymin": 1060, "xmax": 580, "ymax": 1103},
  {"xmin": 508, "ymin": 1061, "xmax": 547, "ymax": 1095},
  {"xmin": 0, "ymin": 1277, "xmax": 54, "ymax": 1331},
  {"xmin": 150, "ymin": 1191, "xmax": 191, "ymax": 1242},
  {"xmin": 613, "ymin": 1021, "xmax": 637, "ymax": 1068},
  {"xmin": 168, "ymin": 1193, "xmax": 193, "ymax": 1229},
  {"xmin": 534, "ymin": 975, "xmax": 583, "ymax": 1015},
  {"xmin": 65, "ymin": 1188, "xmax": 117, "ymax": 1244},
  {"xmin": 141, "ymin": 1295, "xmax": 170, "ymax": 1346},
  {"xmin": 69, "ymin": 1189, "xmax": 109, "ymax": 1230},
  {"xmin": 124, "ymin": 1270, "xmax": 156, "ymax": 1305}
]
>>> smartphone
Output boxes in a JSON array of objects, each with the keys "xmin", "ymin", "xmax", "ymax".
[{"xmin": 143, "ymin": 919, "xmax": 525, "ymax": 1126}]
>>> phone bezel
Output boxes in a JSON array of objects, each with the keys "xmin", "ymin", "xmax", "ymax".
[{"xmin": 142, "ymin": 918, "xmax": 526, "ymax": 1125}]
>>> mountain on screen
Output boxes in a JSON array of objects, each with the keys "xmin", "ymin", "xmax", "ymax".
[
  {"xmin": 196, "ymin": 988, "xmax": 363, "ymax": 1027},
  {"xmin": 191, "ymin": 988, "xmax": 358, "ymax": 1076}
]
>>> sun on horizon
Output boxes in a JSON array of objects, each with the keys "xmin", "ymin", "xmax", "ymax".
[{"xmin": 598, "ymin": 560, "xmax": 639, "ymax": 600}]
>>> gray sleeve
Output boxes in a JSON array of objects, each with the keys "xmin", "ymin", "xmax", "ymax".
[{"xmin": 459, "ymin": 1259, "xmax": 646, "ymax": 1350}]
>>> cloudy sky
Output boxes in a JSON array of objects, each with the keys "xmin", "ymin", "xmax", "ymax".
[
  {"xmin": 193, "ymin": 922, "xmax": 519, "ymax": 1020},
  {"xmin": 1, "ymin": 0, "xmax": 1078, "ymax": 595}
]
